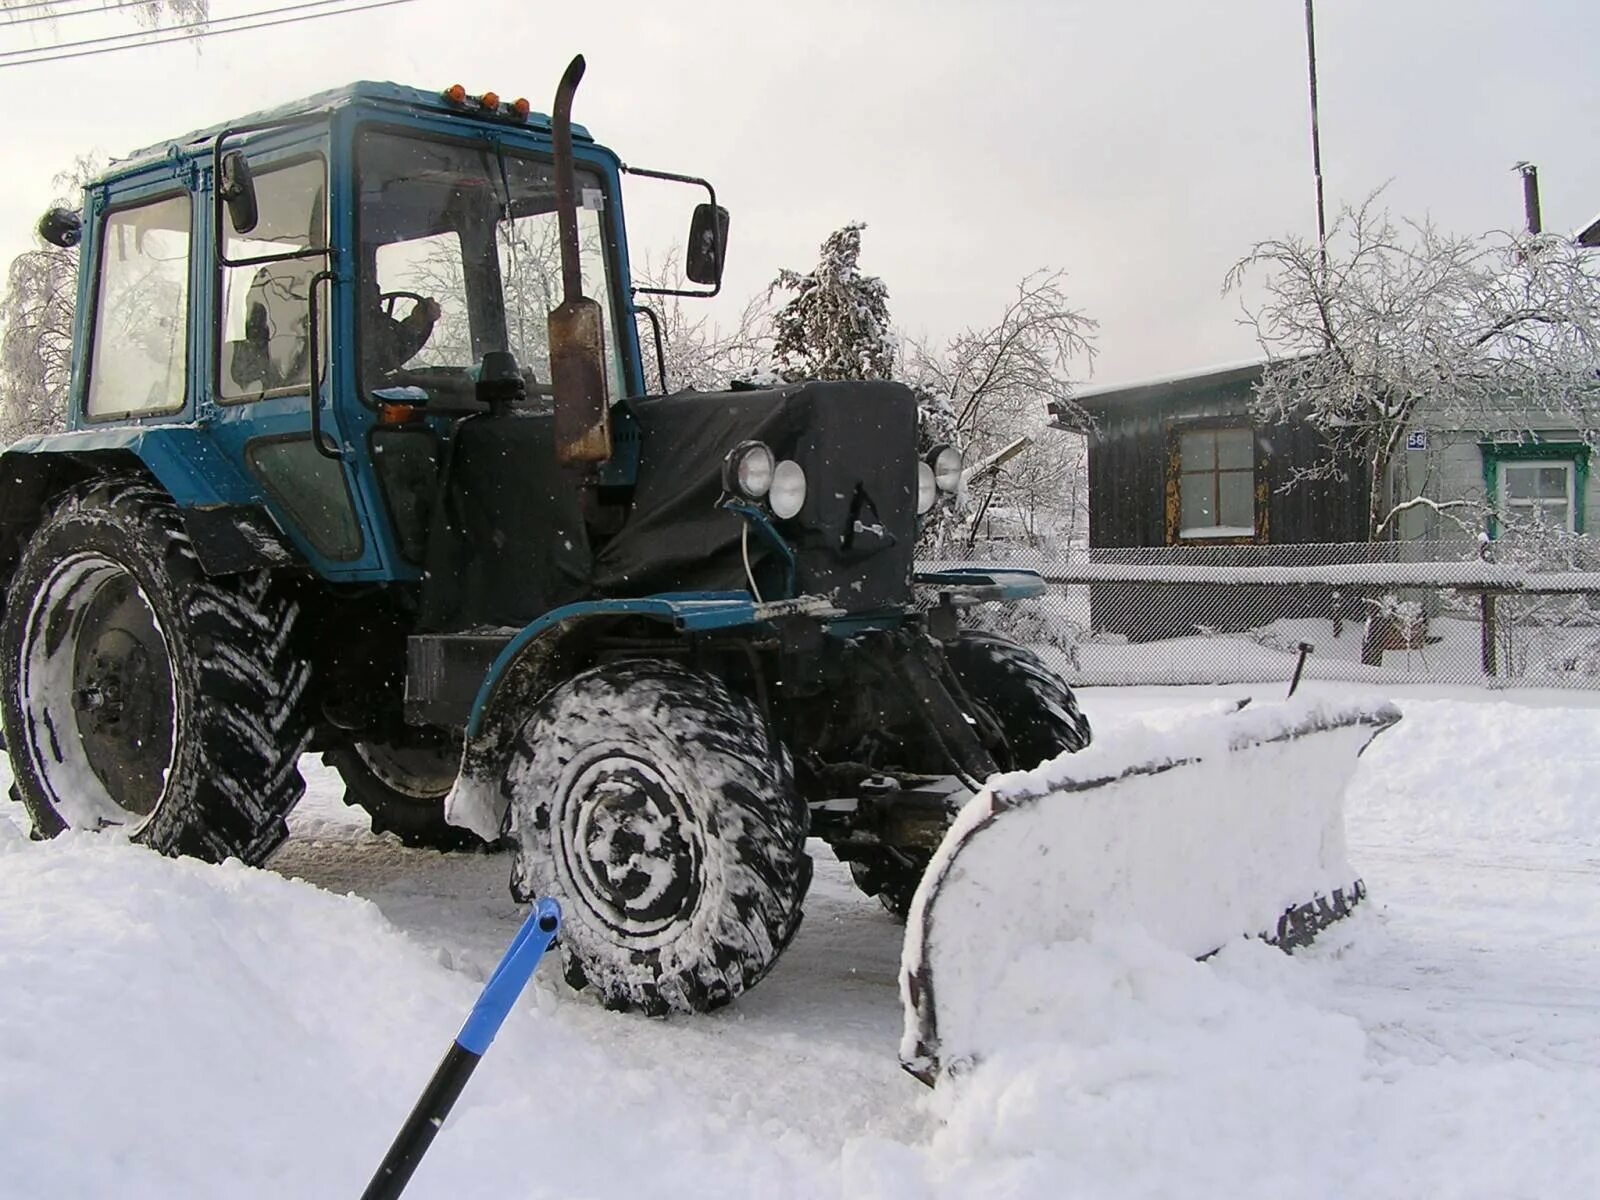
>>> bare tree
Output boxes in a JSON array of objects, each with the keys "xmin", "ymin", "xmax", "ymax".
[
  {"xmin": 1227, "ymin": 190, "xmax": 1600, "ymax": 541},
  {"xmin": 631, "ymin": 252, "xmax": 773, "ymax": 392},
  {"xmin": 905, "ymin": 269, "xmax": 1096, "ymax": 553},
  {"xmin": 0, "ymin": 157, "xmax": 101, "ymax": 442},
  {"xmin": 3, "ymin": 0, "xmax": 208, "ymax": 27}
]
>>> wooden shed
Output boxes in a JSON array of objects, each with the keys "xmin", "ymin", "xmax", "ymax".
[{"xmin": 1051, "ymin": 361, "xmax": 1370, "ymax": 640}]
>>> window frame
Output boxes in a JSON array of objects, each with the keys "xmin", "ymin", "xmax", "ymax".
[
  {"xmin": 1481, "ymin": 440, "xmax": 1590, "ymax": 537},
  {"xmin": 1165, "ymin": 419, "xmax": 1265, "ymax": 545},
  {"xmin": 214, "ymin": 150, "xmax": 330, "ymax": 406},
  {"xmin": 82, "ymin": 188, "xmax": 194, "ymax": 424},
  {"xmin": 350, "ymin": 121, "xmax": 636, "ymax": 409}
]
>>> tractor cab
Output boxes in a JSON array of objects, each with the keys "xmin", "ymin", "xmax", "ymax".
[{"xmin": 33, "ymin": 76, "xmax": 720, "ymax": 584}]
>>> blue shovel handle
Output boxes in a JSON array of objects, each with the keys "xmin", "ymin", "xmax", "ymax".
[
  {"xmin": 361, "ymin": 898, "xmax": 562, "ymax": 1200},
  {"xmin": 457, "ymin": 897, "xmax": 563, "ymax": 1055}
]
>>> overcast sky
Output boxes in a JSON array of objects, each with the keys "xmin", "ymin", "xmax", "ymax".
[{"xmin": 2, "ymin": 0, "xmax": 1596, "ymax": 387}]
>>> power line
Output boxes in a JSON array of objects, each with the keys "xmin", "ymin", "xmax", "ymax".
[
  {"xmin": 0, "ymin": 0, "xmax": 417, "ymax": 68},
  {"xmin": 0, "ymin": 0, "xmax": 403, "ymax": 59}
]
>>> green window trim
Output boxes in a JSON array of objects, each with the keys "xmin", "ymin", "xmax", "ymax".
[{"xmin": 1480, "ymin": 440, "xmax": 1591, "ymax": 536}]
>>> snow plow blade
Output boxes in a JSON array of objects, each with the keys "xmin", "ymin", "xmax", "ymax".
[{"xmin": 899, "ymin": 697, "xmax": 1399, "ymax": 1084}]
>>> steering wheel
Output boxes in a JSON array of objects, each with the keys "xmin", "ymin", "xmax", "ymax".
[{"xmin": 379, "ymin": 290, "xmax": 431, "ymax": 320}]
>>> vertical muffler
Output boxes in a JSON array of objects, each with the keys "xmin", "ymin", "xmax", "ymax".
[{"xmin": 548, "ymin": 54, "xmax": 612, "ymax": 467}]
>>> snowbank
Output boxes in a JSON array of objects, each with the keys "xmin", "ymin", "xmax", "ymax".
[
  {"xmin": 2, "ymin": 692, "xmax": 1599, "ymax": 1200},
  {"xmin": 853, "ymin": 922, "xmax": 1600, "ymax": 1200},
  {"xmin": 0, "ymin": 833, "xmax": 824, "ymax": 1199},
  {"xmin": 1347, "ymin": 697, "xmax": 1600, "ymax": 849}
]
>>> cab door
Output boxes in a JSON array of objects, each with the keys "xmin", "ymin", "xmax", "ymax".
[{"xmin": 202, "ymin": 139, "xmax": 397, "ymax": 579}]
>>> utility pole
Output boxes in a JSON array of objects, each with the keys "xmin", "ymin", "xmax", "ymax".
[{"xmin": 1304, "ymin": 0, "xmax": 1328, "ymax": 273}]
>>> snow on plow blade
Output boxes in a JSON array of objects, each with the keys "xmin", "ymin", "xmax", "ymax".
[{"xmin": 898, "ymin": 697, "xmax": 1399, "ymax": 1085}]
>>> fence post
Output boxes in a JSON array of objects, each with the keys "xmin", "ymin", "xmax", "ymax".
[{"xmin": 1480, "ymin": 591, "xmax": 1498, "ymax": 677}]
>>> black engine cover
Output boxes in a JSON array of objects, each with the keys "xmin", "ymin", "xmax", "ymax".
[{"xmin": 592, "ymin": 380, "xmax": 919, "ymax": 612}]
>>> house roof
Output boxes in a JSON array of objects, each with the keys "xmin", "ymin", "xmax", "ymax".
[
  {"xmin": 1579, "ymin": 211, "xmax": 1600, "ymax": 248},
  {"xmin": 1049, "ymin": 358, "xmax": 1266, "ymax": 429}
]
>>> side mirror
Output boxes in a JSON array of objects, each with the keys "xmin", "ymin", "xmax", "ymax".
[
  {"xmin": 685, "ymin": 203, "xmax": 729, "ymax": 286},
  {"xmin": 37, "ymin": 207, "xmax": 82, "ymax": 249},
  {"xmin": 218, "ymin": 150, "xmax": 259, "ymax": 235}
]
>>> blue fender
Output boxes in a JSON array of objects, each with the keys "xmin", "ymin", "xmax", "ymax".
[
  {"xmin": 445, "ymin": 591, "xmax": 830, "ymax": 840},
  {"xmin": 4, "ymin": 425, "xmax": 262, "ymax": 508},
  {"xmin": 912, "ymin": 567, "xmax": 1047, "ymax": 605}
]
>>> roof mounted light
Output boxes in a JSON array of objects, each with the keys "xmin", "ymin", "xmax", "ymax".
[
  {"xmin": 512, "ymin": 97, "xmax": 531, "ymax": 119},
  {"xmin": 480, "ymin": 90, "xmax": 500, "ymax": 111},
  {"xmin": 443, "ymin": 83, "xmax": 467, "ymax": 105}
]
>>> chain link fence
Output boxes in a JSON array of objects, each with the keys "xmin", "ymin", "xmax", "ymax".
[{"xmin": 950, "ymin": 539, "xmax": 1600, "ymax": 691}]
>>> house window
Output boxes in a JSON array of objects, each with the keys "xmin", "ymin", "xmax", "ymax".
[
  {"xmin": 1481, "ymin": 442, "xmax": 1590, "ymax": 537},
  {"xmin": 1178, "ymin": 426, "xmax": 1255, "ymax": 539},
  {"xmin": 1502, "ymin": 461, "xmax": 1574, "ymax": 531}
]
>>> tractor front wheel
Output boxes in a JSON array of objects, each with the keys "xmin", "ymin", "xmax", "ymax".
[
  {"xmin": 505, "ymin": 658, "xmax": 810, "ymax": 1015},
  {"xmin": 845, "ymin": 631, "xmax": 1093, "ymax": 920},
  {"xmin": 946, "ymin": 630, "xmax": 1092, "ymax": 770},
  {"xmin": 0, "ymin": 479, "xmax": 312, "ymax": 863}
]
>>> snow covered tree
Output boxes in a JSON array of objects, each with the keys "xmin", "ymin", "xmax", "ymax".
[
  {"xmin": 1227, "ymin": 190, "xmax": 1600, "ymax": 541},
  {"xmin": 0, "ymin": 158, "xmax": 100, "ymax": 443},
  {"xmin": 905, "ymin": 269, "xmax": 1096, "ymax": 552},
  {"xmin": 768, "ymin": 223, "xmax": 895, "ymax": 382}
]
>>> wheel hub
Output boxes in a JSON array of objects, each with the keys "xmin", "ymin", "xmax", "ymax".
[
  {"xmin": 564, "ymin": 755, "xmax": 700, "ymax": 936},
  {"xmin": 24, "ymin": 556, "xmax": 176, "ymax": 825}
]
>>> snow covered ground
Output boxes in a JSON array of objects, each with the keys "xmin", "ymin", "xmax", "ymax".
[{"xmin": 2, "ymin": 681, "xmax": 1598, "ymax": 1198}]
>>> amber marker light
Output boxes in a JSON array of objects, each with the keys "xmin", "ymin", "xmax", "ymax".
[
  {"xmin": 512, "ymin": 97, "xmax": 531, "ymax": 118},
  {"xmin": 443, "ymin": 83, "xmax": 467, "ymax": 105},
  {"xmin": 480, "ymin": 91, "xmax": 500, "ymax": 110}
]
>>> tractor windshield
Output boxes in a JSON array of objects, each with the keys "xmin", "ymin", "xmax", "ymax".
[{"xmin": 354, "ymin": 127, "xmax": 625, "ymax": 402}]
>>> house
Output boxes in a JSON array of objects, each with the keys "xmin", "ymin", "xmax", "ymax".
[
  {"xmin": 1050, "ymin": 357, "xmax": 1599, "ymax": 640},
  {"xmin": 1049, "ymin": 361, "xmax": 1368, "ymax": 639},
  {"xmin": 1058, "ymin": 360, "xmax": 1368, "ymax": 549}
]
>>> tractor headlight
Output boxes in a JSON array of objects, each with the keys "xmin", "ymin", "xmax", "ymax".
[
  {"xmin": 916, "ymin": 462, "xmax": 937, "ymax": 515},
  {"xmin": 723, "ymin": 441, "xmax": 775, "ymax": 500},
  {"xmin": 929, "ymin": 444, "xmax": 964, "ymax": 492},
  {"xmin": 769, "ymin": 460, "xmax": 807, "ymax": 519}
]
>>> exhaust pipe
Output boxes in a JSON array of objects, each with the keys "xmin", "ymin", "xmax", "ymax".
[{"xmin": 548, "ymin": 54, "xmax": 613, "ymax": 467}]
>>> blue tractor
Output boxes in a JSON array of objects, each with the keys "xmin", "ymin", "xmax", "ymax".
[{"xmin": 0, "ymin": 58, "xmax": 1089, "ymax": 1014}]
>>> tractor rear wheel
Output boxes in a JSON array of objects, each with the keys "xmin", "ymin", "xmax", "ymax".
[
  {"xmin": 324, "ymin": 737, "xmax": 485, "ymax": 851},
  {"xmin": 0, "ymin": 479, "xmax": 312, "ymax": 863},
  {"xmin": 846, "ymin": 631, "xmax": 1093, "ymax": 920},
  {"xmin": 505, "ymin": 658, "xmax": 810, "ymax": 1015}
]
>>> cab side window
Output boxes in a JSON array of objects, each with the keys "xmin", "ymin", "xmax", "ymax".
[
  {"xmin": 219, "ymin": 157, "xmax": 327, "ymax": 400},
  {"xmin": 86, "ymin": 193, "xmax": 191, "ymax": 419}
]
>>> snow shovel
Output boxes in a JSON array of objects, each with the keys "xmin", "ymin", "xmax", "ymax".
[
  {"xmin": 899, "ymin": 698, "xmax": 1397, "ymax": 1084},
  {"xmin": 360, "ymin": 898, "xmax": 562, "ymax": 1200}
]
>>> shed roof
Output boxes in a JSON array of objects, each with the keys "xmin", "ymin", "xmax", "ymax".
[
  {"xmin": 1049, "ymin": 359, "xmax": 1265, "ymax": 429},
  {"xmin": 1579, "ymin": 211, "xmax": 1600, "ymax": 248}
]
